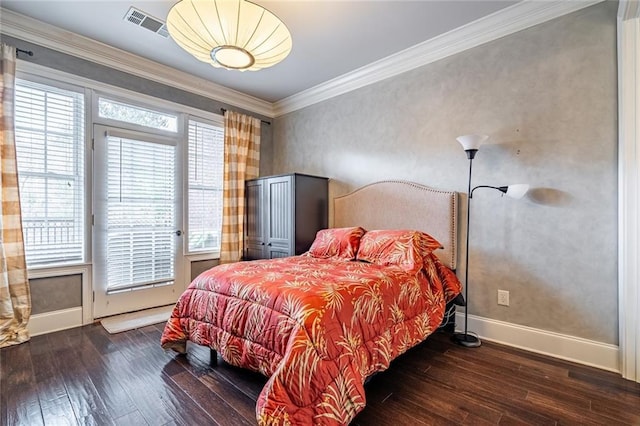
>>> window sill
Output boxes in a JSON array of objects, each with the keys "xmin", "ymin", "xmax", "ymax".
[{"xmin": 185, "ymin": 252, "xmax": 220, "ymax": 262}]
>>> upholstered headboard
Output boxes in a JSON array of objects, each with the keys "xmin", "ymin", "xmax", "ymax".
[{"xmin": 334, "ymin": 181, "xmax": 458, "ymax": 270}]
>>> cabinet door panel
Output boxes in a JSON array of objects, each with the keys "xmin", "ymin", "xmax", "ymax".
[
  {"xmin": 244, "ymin": 181, "xmax": 264, "ymax": 244},
  {"xmin": 245, "ymin": 179, "xmax": 265, "ymax": 258},
  {"xmin": 244, "ymin": 246, "xmax": 265, "ymax": 261},
  {"xmin": 266, "ymin": 176, "xmax": 292, "ymax": 249},
  {"xmin": 268, "ymin": 248, "xmax": 290, "ymax": 259}
]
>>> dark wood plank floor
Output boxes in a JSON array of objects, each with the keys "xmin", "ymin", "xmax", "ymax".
[{"xmin": 1, "ymin": 324, "xmax": 639, "ymax": 425}]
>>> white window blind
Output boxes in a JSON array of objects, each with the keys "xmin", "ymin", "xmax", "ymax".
[
  {"xmin": 187, "ymin": 119, "xmax": 224, "ymax": 253},
  {"xmin": 100, "ymin": 133, "xmax": 176, "ymax": 291},
  {"xmin": 14, "ymin": 79, "xmax": 85, "ymax": 266}
]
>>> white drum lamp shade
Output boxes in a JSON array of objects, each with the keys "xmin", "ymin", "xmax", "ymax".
[{"xmin": 167, "ymin": 0, "xmax": 292, "ymax": 71}]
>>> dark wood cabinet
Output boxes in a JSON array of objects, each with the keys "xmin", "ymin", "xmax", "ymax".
[{"xmin": 244, "ymin": 173, "xmax": 328, "ymax": 260}]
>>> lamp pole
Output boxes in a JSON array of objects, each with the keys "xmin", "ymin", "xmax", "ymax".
[
  {"xmin": 454, "ymin": 150, "xmax": 482, "ymax": 347},
  {"xmin": 454, "ymin": 135, "xmax": 529, "ymax": 348}
]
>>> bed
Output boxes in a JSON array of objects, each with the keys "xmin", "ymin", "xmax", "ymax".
[{"xmin": 161, "ymin": 180, "xmax": 461, "ymax": 425}]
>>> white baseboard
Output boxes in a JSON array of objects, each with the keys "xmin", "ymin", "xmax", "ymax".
[
  {"xmin": 24, "ymin": 308, "xmax": 620, "ymax": 373},
  {"xmin": 456, "ymin": 312, "xmax": 620, "ymax": 373},
  {"xmin": 28, "ymin": 307, "xmax": 83, "ymax": 337}
]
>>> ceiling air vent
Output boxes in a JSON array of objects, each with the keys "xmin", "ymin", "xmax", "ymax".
[{"xmin": 124, "ymin": 7, "xmax": 169, "ymax": 38}]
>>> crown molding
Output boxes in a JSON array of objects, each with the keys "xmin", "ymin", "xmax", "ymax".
[
  {"xmin": 273, "ymin": 0, "xmax": 604, "ymax": 117},
  {"xmin": 0, "ymin": 8, "xmax": 274, "ymax": 118},
  {"xmin": 1, "ymin": 1, "xmax": 604, "ymax": 119}
]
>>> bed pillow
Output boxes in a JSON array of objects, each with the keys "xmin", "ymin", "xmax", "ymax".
[
  {"xmin": 307, "ymin": 227, "xmax": 366, "ymax": 260},
  {"xmin": 356, "ymin": 229, "xmax": 443, "ymax": 274}
]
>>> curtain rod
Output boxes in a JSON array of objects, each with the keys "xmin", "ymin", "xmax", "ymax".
[
  {"xmin": 220, "ymin": 108, "xmax": 271, "ymax": 126},
  {"xmin": 16, "ymin": 48, "xmax": 34, "ymax": 57}
]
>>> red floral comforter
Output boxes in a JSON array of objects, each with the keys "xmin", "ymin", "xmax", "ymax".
[{"xmin": 161, "ymin": 253, "xmax": 461, "ymax": 425}]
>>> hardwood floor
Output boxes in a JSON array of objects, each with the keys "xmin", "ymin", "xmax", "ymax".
[{"xmin": 1, "ymin": 323, "xmax": 639, "ymax": 425}]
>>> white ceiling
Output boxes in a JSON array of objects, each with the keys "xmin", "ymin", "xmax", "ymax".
[{"xmin": 1, "ymin": 1, "xmax": 519, "ymax": 103}]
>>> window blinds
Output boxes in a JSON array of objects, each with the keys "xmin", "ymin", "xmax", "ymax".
[
  {"xmin": 101, "ymin": 133, "xmax": 176, "ymax": 291},
  {"xmin": 14, "ymin": 79, "xmax": 85, "ymax": 266},
  {"xmin": 187, "ymin": 119, "xmax": 224, "ymax": 253}
]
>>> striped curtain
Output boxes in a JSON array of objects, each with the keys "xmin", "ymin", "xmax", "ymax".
[
  {"xmin": 220, "ymin": 110, "xmax": 261, "ymax": 263},
  {"xmin": 0, "ymin": 44, "xmax": 30, "ymax": 348}
]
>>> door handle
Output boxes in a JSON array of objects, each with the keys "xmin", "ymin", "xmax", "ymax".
[
  {"xmin": 267, "ymin": 243, "xmax": 272, "ymax": 246},
  {"xmin": 175, "ymin": 230, "xmax": 182, "ymax": 236}
]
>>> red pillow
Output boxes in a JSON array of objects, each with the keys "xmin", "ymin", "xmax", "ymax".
[
  {"xmin": 307, "ymin": 227, "xmax": 366, "ymax": 260},
  {"xmin": 356, "ymin": 229, "xmax": 443, "ymax": 274}
]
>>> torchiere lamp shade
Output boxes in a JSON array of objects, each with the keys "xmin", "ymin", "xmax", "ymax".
[
  {"xmin": 457, "ymin": 134, "xmax": 488, "ymax": 159},
  {"xmin": 506, "ymin": 184, "xmax": 529, "ymax": 199}
]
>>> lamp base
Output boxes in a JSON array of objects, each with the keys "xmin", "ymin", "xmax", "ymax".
[{"xmin": 452, "ymin": 332, "xmax": 481, "ymax": 348}]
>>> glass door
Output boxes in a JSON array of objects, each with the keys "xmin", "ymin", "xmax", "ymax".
[{"xmin": 93, "ymin": 125, "xmax": 183, "ymax": 318}]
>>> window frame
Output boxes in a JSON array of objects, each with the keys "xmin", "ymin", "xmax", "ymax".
[
  {"xmin": 93, "ymin": 125, "xmax": 182, "ymax": 293},
  {"xmin": 14, "ymin": 74, "xmax": 92, "ymax": 269},
  {"xmin": 92, "ymin": 92, "xmax": 183, "ymax": 136}
]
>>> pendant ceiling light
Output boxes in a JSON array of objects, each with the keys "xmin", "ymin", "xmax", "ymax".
[{"xmin": 167, "ymin": 0, "xmax": 292, "ymax": 71}]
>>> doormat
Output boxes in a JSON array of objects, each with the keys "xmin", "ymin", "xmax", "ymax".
[{"xmin": 101, "ymin": 305, "xmax": 174, "ymax": 334}]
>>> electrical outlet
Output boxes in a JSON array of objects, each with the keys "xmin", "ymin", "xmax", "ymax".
[{"xmin": 498, "ymin": 290, "xmax": 510, "ymax": 306}]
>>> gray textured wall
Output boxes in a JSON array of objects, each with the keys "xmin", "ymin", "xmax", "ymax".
[
  {"xmin": 273, "ymin": 3, "xmax": 618, "ymax": 344},
  {"xmin": 0, "ymin": 34, "xmax": 272, "ymax": 314}
]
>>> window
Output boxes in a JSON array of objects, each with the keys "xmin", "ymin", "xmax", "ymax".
[
  {"xmin": 14, "ymin": 79, "xmax": 85, "ymax": 266},
  {"xmin": 187, "ymin": 119, "xmax": 224, "ymax": 253},
  {"xmin": 98, "ymin": 97, "xmax": 178, "ymax": 132},
  {"xmin": 95, "ymin": 131, "xmax": 177, "ymax": 291}
]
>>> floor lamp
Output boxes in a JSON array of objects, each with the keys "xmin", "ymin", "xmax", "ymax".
[{"xmin": 454, "ymin": 134, "xmax": 529, "ymax": 348}]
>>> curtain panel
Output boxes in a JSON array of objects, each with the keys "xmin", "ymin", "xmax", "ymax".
[
  {"xmin": 0, "ymin": 44, "xmax": 31, "ymax": 348},
  {"xmin": 220, "ymin": 110, "xmax": 261, "ymax": 263}
]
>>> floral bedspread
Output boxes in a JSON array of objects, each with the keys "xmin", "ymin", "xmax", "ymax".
[{"xmin": 161, "ymin": 253, "xmax": 461, "ymax": 425}]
